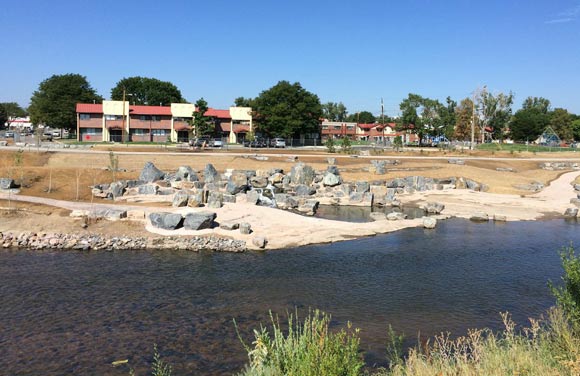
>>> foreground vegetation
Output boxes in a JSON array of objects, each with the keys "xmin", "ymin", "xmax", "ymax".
[{"xmin": 141, "ymin": 246, "xmax": 580, "ymax": 375}]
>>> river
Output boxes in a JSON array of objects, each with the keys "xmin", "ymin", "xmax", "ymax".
[{"xmin": 0, "ymin": 218, "xmax": 578, "ymax": 375}]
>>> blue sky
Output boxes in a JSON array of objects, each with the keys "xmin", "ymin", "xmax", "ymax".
[{"xmin": 2, "ymin": 0, "xmax": 579, "ymax": 116}]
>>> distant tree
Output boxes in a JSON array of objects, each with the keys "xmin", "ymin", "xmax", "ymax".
[
  {"xmin": 322, "ymin": 102, "xmax": 348, "ymax": 122},
  {"xmin": 522, "ymin": 96, "xmax": 551, "ymax": 113},
  {"xmin": 29, "ymin": 73, "xmax": 102, "ymax": 130},
  {"xmin": 190, "ymin": 98, "xmax": 213, "ymax": 137},
  {"xmin": 438, "ymin": 96, "xmax": 457, "ymax": 140},
  {"xmin": 477, "ymin": 90, "xmax": 514, "ymax": 142},
  {"xmin": 0, "ymin": 104, "xmax": 7, "ymax": 129},
  {"xmin": 347, "ymin": 111, "xmax": 376, "ymax": 124},
  {"xmin": 111, "ymin": 76, "xmax": 184, "ymax": 106},
  {"xmin": 550, "ymin": 108, "xmax": 573, "ymax": 141},
  {"xmin": 454, "ymin": 98, "xmax": 477, "ymax": 141},
  {"xmin": 1, "ymin": 102, "xmax": 27, "ymax": 118},
  {"xmin": 509, "ymin": 106, "xmax": 550, "ymax": 142},
  {"xmin": 397, "ymin": 93, "xmax": 445, "ymax": 145},
  {"xmin": 234, "ymin": 97, "xmax": 253, "ymax": 107},
  {"xmin": 572, "ymin": 118, "xmax": 580, "ymax": 141},
  {"xmin": 252, "ymin": 81, "xmax": 322, "ymax": 138}
]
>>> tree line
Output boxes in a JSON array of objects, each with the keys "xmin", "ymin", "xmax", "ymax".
[{"xmin": 5, "ymin": 73, "xmax": 579, "ymax": 144}]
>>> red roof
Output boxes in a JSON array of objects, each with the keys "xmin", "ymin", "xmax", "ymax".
[
  {"xmin": 129, "ymin": 105, "xmax": 172, "ymax": 115},
  {"xmin": 204, "ymin": 108, "xmax": 231, "ymax": 119},
  {"xmin": 76, "ymin": 103, "xmax": 103, "ymax": 113},
  {"xmin": 358, "ymin": 123, "xmax": 377, "ymax": 130}
]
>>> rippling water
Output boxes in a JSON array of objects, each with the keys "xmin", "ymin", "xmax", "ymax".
[{"xmin": 1, "ymin": 219, "xmax": 578, "ymax": 375}]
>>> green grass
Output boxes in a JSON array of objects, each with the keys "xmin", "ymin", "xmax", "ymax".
[{"xmin": 477, "ymin": 143, "xmax": 576, "ymax": 153}]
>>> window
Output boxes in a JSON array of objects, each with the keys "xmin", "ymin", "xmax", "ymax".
[
  {"xmin": 173, "ymin": 117, "xmax": 184, "ymax": 122},
  {"xmin": 132, "ymin": 129, "xmax": 146, "ymax": 135},
  {"xmin": 322, "ymin": 125, "xmax": 329, "ymax": 130},
  {"xmin": 105, "ymin": 115, "xmax": 121, "ymax": 120},
  {"xmin": 151, "ymin": 116, "xmax": 160, "ymax": 122},
  {"xmin": 140, "ymin": 115, "xmax": 150, "ymax": 121},
  {"xmin": 333, "ymin": 126, "xmax": 342, "ymax": 130},
  {"xmin": 85, "ymin": 128, "xmax": 98, "ymax": 135},
  {"xmin": 80, "ymin": 114, "xmax": 91, "ymax": 120},
  {"xmin": 152, "ymin": 129, "xmax": 166, "ymax": 136}
]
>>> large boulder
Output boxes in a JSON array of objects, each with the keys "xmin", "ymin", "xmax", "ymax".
[
  {"xmin": 323, "ymin": 173, "xmax": 341, "ymax": 187},
  {"xmin": 110, "ymin": 181, "xmax": 127, "ymax": 199},
  {"xmin": 355, "ymin": 181, "xmax": 370, "ymax": 193},
  {"xmin": 239, "ymin": 222, "xmax": 252, "ymax": 235},
  {"xmin": 290, "ymin": 163, "xmax": 316, "ymax": 185},
  {"xmin": 139, "ymin": 162, "xmax": 165, "ymax": 183},
  {"xmin": 275, "ymin": 194, "xmax": 299, "ymax": 209},
  {"xmin": 183, "ymin": 211, "xmax": 217, "ymax": 230},
  {"xmin": 138, "ymin": 184, "xmax": 158, "ymax": 195},
  {"xmin": 295, "ymin": 184, "xmax": 316, "ymax": 196},
  {"xmin": 250, "ymin": 176, "xmax": 269, "ymax": 188},
  {"xmin": 423, "ymin": 217, "xmax": 437, "ymax": 229},
  {"xmin": 252, "ymin": 236, "xmax": 267, "ymax": 249},
  {"xmin": 387, "ymin": 212, "xmax": 407, "ymax": 221},
  {"xmin": 175, "ymin": 166, "xmax": 199, "ymax": 182},
  {"xmin": 420, "ymin": 202, "xmax": 445, "ymax": 214},
  {"xmin": 470, "ymin": 212, "xmax": 489, "ymax": 222},
  {"xmin": 564, "ymin": 208, "xmax": 579, "ymax": 217},
  {"xmin": 149, "ymin": 212, "xmax": 183, "ymax": 230},
  {"xmin": 326, "ymin": 165, "xmax": 340, "ymax": 175},
  {"xmin": 207, "ymin": 191, "xmax": 223, "ymax": 208},
  {"xmin": 369, "ymin": 160, "xmax": 387, "ymax": 175},
  {"xmin": 227, "ymin": 172, "xmax": 249, "ymax": 194},
  {"xmin": 369, "ymin": 212, "xmax": 387, "ymax": 221},
  {"xmin": 297, "ymin": 199, "xmax": 319, "ymax": 216},
  {"xmin": 203, "ymin": 163, "xmax": 220, "ymax": 183},
  {"xmin": 172, "ymin": 190, "xmax": 190, "ymax": 207},
  {"xmin": 187, "ymin": 192, "xmax": 204, "ymax": 207},
  {"xmin": 0, "ymin": 178, "xmax": 18, "ymax": 189}
]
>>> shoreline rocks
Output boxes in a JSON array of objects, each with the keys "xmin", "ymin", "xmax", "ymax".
[{"xmin": 0, "ymin": 231, "xmax": 246, "ymax": 252}]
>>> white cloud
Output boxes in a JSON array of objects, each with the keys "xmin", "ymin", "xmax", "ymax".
[{"xmin": 545, "ymin": 4, "xmax": 580, "ymax": 24}]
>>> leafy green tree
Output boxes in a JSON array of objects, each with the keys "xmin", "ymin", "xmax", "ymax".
[
  {"xmin": 509, "ymin": 107, "xmax": 550, "ymax": 142},
  {"xmin": 572, "ymin": 118, "xmax": 580, "ymax": 141},
  {"xmin": 522, "ymin": 96, "xmax": 551, "ymax": 113},
  {"xmin": 340, "ymin": 136, "xmax": 352, "ymax": 153},
  {"xmin": 111, "ymin": 76, "xmax": 184, "ymax": 106},
  {"xmin": 252, "ymin": 81, "xmax": 322, "ymax": 138},
  {"xmin": 0, "ymin": 102, "xmax": 27, "ymax": 129},
  {"xmin": 477, "ymin": 91, "xmax": 514, "ymax": 142},
  {"xmin": 393, "ymin": 135, "xmax": 403, "ymax": 151},
  {"xmin": 234, "ymin": 97, "xmax": 254, "ymax": 107},
  {"xmin": 322, "ymin": 102, "xmax": 348, "ymax": 122},
  {"xmin": 190, "ymin": 98, "xmax": 213, "ymax": 137},
  {"xmin": 398, "ymin": 93, "xmax": 444, "ymax": 145},
  {"xmin": 325, "ymin": 137, "xmax": 336, "ymax": 153},
  {"xmin": 0, "ymin": 104, "xmax": 7, "ymax": 129},
  {"xmin": 346, "ymin": 111, "xmax": 376, "ymax": 124},
  {"xmin": 29, "ymin": 73, "xmax": 102, "ymax": 130},
  {"xmin": 438, "ymin": 97, "xmax": 457, "ymax": 140},
  {"xmin": 550, "ymin": 108, "xmax": 573, "ymax": 141},
  {"xmin": 454, "ymin": 98, "xmax": 477, "ymax": 141}
]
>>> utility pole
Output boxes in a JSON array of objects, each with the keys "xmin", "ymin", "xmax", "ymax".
[
  {"xmin": 121, "ymin": 87, "xmax": 126, "ymax": 143},
  {"xmin": 471, "ymin": 90, "xmax": 475, "ymax": 150},
  {"xmin": 381, "ymin": 98, "xmax": 385, "ymax": 146}
]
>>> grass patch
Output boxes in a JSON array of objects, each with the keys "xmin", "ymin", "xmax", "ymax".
[{"xmin": 477, "ymin": 143, "xmax": 574, "ymax": 153}]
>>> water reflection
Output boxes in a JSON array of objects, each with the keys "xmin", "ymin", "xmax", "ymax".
[{"xmin": 0, "ymin": 219, "xmax": 577, "ymax": 375}]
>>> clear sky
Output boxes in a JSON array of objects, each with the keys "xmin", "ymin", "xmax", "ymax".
[{"xmin": 2, "ymin": 0, "xmax": 579, "ymax": 116}]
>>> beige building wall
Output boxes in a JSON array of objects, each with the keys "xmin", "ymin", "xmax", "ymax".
[
  {"xmin": 229, "ymin": 106, "xmax": 253, "ymax": 143},
  {"xmin": 102, "ymin": 100, "xmax": 130, "ymax": 140},
  {"xmin": 170, "ymin": 103, "xmax": 195, "ymax": 141}
]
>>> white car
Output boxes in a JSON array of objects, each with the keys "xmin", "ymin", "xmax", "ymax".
[
  {"xmin": 271, "ymin": 138, "xmax": 286, "ymax": 148},
  {"xmin": 211, "ymin": 139, "xmax": 224, "ymax": 148}
]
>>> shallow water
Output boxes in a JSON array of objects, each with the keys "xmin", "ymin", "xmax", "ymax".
[
  {"xmin": 0, "ymin": 219, "xmax": 578, "ymax": 375},
  {"xmin": 314, "ymin": 204, "xmax": 427, "ymax": 222}
]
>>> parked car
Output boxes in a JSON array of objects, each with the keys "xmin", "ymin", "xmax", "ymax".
[
  {"xmin": 211, "ymin": 138, "xmax": 224, "ymax": 148},
  {"xmin": 189, "ymin": 136, "xmax": 211, "ymax": 147},
  {"xmin": 270, "ymin": 137, "xmax": 286, "ymax": 148},
  {"xmin": 250, "ymin": 138, "xmax": 267, "ymax": 148},
  {"xmin": 5, "ymin": 131, "xmax": 14, "ymax": 138}
]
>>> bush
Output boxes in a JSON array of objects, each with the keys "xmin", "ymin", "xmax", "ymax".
[
  {"xmin": 237, "ymin": 310, "xmax": 364, "ymax": 376},
  {"xmin": 325, "ymin": 138, "xmax": 336, "ymax": 153},
  {"xmin": 550, "ymin": 245, "xmax": 580, "ymax": 330},
  {"xmin": 340, "ymin": 137, "xmax": 352, "ymax": 154}
]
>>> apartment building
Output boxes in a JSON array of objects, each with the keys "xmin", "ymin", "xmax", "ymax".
[
  {"xmin": 76, "ymin": 101, "xmax": 252, "ymax": 143},
  {"xmin": 320, "ymin": 121, "xmax": 418, "ymax": 144}
]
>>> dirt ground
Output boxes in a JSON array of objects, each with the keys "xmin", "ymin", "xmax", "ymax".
[{"xmin": 1, "ymin": 147, "xmax": 579, "ymax": 244}]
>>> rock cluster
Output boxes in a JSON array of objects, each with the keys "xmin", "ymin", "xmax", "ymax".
[
  {"xmin": 541, "ymin": 162, "xmax": 580, "ymax": 170},
  {"xmin": 0, "ymin": 231, "xmax": 246, "ymax": 252}
]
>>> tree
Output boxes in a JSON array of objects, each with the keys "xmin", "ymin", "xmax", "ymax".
[
  {"xmin": 0, "ymin": 104, "xmax": 7, "ymax": 129},
  {"xmin": 438, "ymin": 96, "xmax": 457, "ymax": 140},
  {"xmin": 477, "ymin": 90, "xmax": 514, "ymax": 142},
  {"xmin": 252, "ymin": 81, "xmax": 322, "ymax": 138},
  {"xmin": 29, "ymin": 74, "xmax": 102, "ymax": 130},
  {"xmin": 234, "ymin": 97, "xmax": 254, "ymax": 107},
  {"xmin": 0, "ymin": 102, "xmax": 27, "ymax": 129},
  {"xmin": 572, "ymin": 116, "xmax": 580, "ymax": 141},
  {"xmin": 522, "ymin": 97, "xmax": 551, "ymax": 113},
  {"xmin": 322, "ymin": 102, "xmax": 348, "ymax": 122},
  {"xmin": 346, "ymin": 111, "xmax": 376, "ymax": 124},
  {"xmin": 454, "ymin": 98, "xmax": 477, "ymax": 141},
  {"xmin": 190, "ymin": 98, "xmax": 213, "ymax": 137},
  {"xmin": 111, "ymin": 76, "xmax": 184, "ymax": 106},
  {"xmin": 397, "ymin": 93, "xmax": 445, "ymax": 145},
  {"xmin": 550, "ymin": 108, "xmax": 573, "ymax": 141},
  {"xmin": 509, "ymin": 107, "xmax": 550, "ymax": 142}
]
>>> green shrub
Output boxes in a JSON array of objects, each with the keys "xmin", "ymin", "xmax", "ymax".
[
  {"xmin": 237, "ymin": 310, "xmax": 364, "ymax": 376},
  {"xmin": 340, "ymin": 137, "xmax": 352, "ymax": 154},
  {"xmin": 325, "ymin": 138, "xmax": 336, "ymax": 153},
  {"xmin": 550, "ymin": 245, "xmax": 580, "ymax": 330}
]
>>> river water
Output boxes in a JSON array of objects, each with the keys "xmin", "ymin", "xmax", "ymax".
[{"xmin": 1, "ymin": 218, "xmax": 578, "ymax": 375}]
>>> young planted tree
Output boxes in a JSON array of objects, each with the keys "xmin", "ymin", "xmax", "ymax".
[
  {"xmin": 190, "ymin": 98, "xmax": 213, "ymax": 138},
  {"xmin": 454, "ymin": 98, "xmax": 477, "ymax": 141}
]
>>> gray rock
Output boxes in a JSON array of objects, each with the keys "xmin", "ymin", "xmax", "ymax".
[
  {"xmin": 222, "ymin": 194, "xmax": 237, "ymax": 203},
  {"xmin": 290, "ymin": 163, "xmax": 316, "ymax": 185},
  {"xmin": 269, "ymin": 172, "xmax": 285, "ymax": 185},
  {"xmin": 207, "ymin": 191, "xmax": 223, "ymax": 208},
  {"xmin": 220, "ymin": 222, "xmax": 239, "ymax": 231},
  {"xmin": 239, "ymin": 222, "xmax": 252, "ymax": 235},
  {"xmin": 423, "ymin": 217, "xmax": 437, "ymax": 229},
  {"xmin": 323, "ymin": 173, "xmax": 341, "ymax": 187},
  {"xmin": 574, "ymin": 184, "xmax": 580, "ymax": 191},
  {"xmin": 0, "ymin": 178, "xmax": 17, "ymax": 189},
  {"xmin": 203, "ymin": 163, "xmax": 220, "ymax": 183},
  {"xmin": 493, "ymin": 214, "xmax": 507, "ymax": 222},
  {"xmin": 139, "ymin": 162, "xmax": 165, "ymax": 183},
  {"xmin": 355, "ymin": 181, "xmax": 370, "ymax": 193},
  {"xmin": 227, "ymin": 172, "xmax": 249, "ymax": 194},
  {"xmin": 496, "ymin": 167, "xmax": 515, "ymax": 172},
  {"xmin": 252, "ymin": 236, "xmax": 267, "ymax": 249},
  {"xmin": 149, "ymin": 212, "xmax": 183, "ymax": 230},
  {"xmin": 564, "ymin": 207, "xmax": 579, "ymax": 217},
  {"xmin": 246, "ymin": 190, "xmax": 260, "ymax": 205},
  {"xmin": 187, "ymin": 192, "xmax": 204, "ymax": 207},
  {"xmin": 183, "ymin": 211, "xmax": 216, "ymax": 230},
  {"xmin": 88, "ymin": 208, "xmax": 127, "ymax": 220},
  {"xmin": 175, "ymin": 166, "xmax": 199, "ymax": 182},
  {"xmin": 420, "ymin": 202, "xmax": 445, "ymax": 214},
  {"xmin": 297, "ymin": 199, "xmax": 319, "ymax": 216},
  {"xmin": 387, "ymin": 212, "xmax": 407, "ymax": 221},
  {"xmin": 470, "ymin": 212, "xmax": 489, "ymax": 222},
  {"xmin": 250, "ymin": 176, "xmax": 269, "ymax": 188},
  {"xmin": 172, "ymin": 190, "xmax": 189, "ymax": 207},
  {"xmin": 326, "ymin": 165, "xmax": 340, "ymax": 175},
  {"xmin": 465, "ymin": 179, "xmax": 480, "ymax": 191},
  {"xmin": 295, "ymin": 184, "xmax": 316, "ymax": 196},
  {"xmin": 138, "ymin": 184, "xmax": 158, "ymax": 195},
  {"xmin": 109, "ymin": 181, "xmax": 127, "ymax": 199},
  {"xmin": 327, "ymin": 157, "xmax": 336, "ymax": 165}
]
